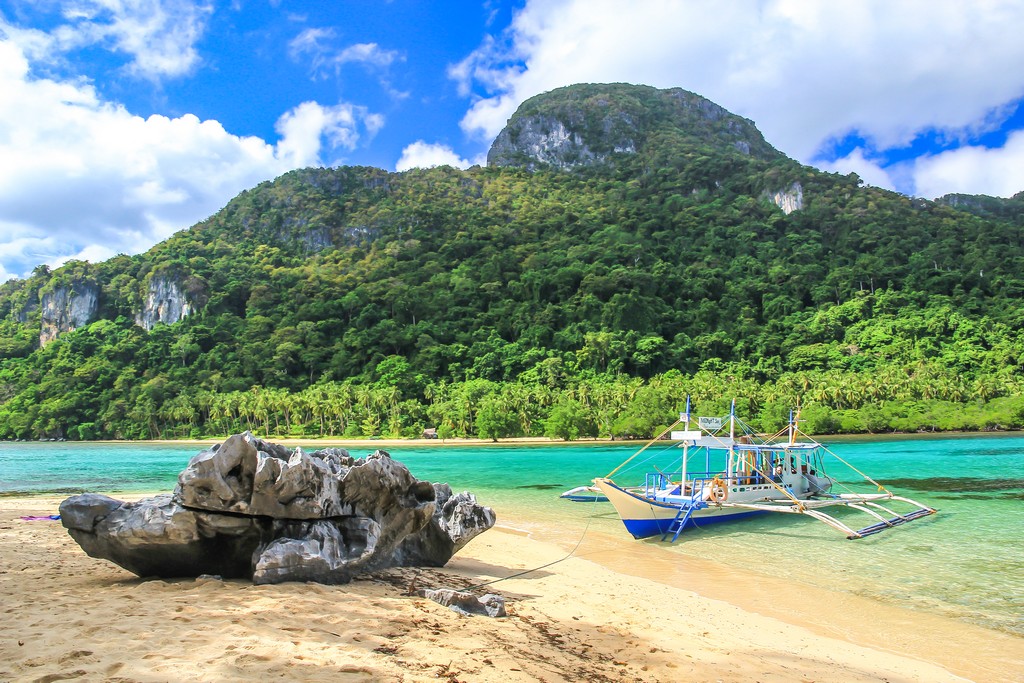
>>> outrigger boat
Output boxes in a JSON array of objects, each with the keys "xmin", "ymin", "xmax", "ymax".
[{"xmin": 593, "ymin": 399, "xmax": 936, "ymax": 542}]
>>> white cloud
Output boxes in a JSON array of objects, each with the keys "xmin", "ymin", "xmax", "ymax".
[
  {"xmin": 2, "ymin": 0, "xmax": 212, "ymax": 79},
  {"xmin": 275, "ymin": 101, "xmax": 383, "ymax": 167},
  {"xmin": 814, "ymin": 148, "xmax": 897, "ymax": 192},
  {"xmin": 454, "ymin": 0, "xmax": 1024, "ymax": 195},
  {"xmin": 289, "ymin": 28, "xmax": 400, "ymax": 78},
  {"xmin": 395, "ymin": 141, "xmax": 480, "ymax": 172},
  {"xmin": 103, "ymin": 0, "xmax": 213, "ymax": 79},
  {"xmin": 0, "ymin": 38, "xmax": 383, "ymax": 280},
  {"xmin": 48, "ymin": 244, "xmax": 119, "ymax": 272},
  {"xmin": 335, "ymin": 42, "xmax": 399, "ymax": 68},
  {"xmin": 913, "ymin": 131, "xmax": 1024, "ymax": 199}
]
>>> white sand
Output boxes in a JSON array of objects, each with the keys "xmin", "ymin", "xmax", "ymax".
[{"xmin": 1, "ymin": 495, "xmax": 1020, "ymax": 682}]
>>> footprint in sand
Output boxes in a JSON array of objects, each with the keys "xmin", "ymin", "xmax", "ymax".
[
  {"xmin": 56, "ymin": 651, "xmax": 95, "ymax": 665},
  {"xmin": 33, "ymin": 669, "xmax": 88, "ymax": 682},
  {"xmin": 338, "ymin": 665, "xmax": 375, "ymax": 675}
]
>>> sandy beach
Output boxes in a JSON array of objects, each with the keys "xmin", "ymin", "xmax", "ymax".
[{"xmin": 1, "ymin": 494, "xmax": 1021, "ymax": 683}]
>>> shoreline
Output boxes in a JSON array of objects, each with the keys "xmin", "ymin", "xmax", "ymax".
[
  {"xmin": 2, "ymin": 493, "xmax": 1020, "ymax": 681},
  {"xmin": 10, "ymin": 427, "xmax": 1023, "ymax": 450}
]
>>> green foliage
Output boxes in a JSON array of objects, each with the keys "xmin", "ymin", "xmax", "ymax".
[
  {"xmin": 474, "ymin": 397, "xmax": 520, "ymax": 442},
  {"xmin": 543, "ymin": 398, "xmax": 596, "ymax": 441}
]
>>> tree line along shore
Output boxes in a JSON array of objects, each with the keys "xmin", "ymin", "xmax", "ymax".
[{"xmin": 3, "ymin": 356, "xmax": 1020, "ymax": 442}]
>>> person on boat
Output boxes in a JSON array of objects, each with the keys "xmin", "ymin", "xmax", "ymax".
[{"xmin": 773, "ymin": 463, "xmax": 784, "ymax": 483}]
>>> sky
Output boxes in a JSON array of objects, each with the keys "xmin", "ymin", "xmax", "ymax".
[{"xmin": 1, "ymin": 0, "xmax": 1024, "ymax": 282}]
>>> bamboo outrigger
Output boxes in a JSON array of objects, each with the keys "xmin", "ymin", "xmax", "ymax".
[{"xmin": 592, "ymin": 399, "xmax": 936, "ymax": 542}]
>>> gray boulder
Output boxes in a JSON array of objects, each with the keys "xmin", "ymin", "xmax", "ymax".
[
  {"xmin": 59, "ymin": 493, "xmax": 261, "ymax": 578},
  {"xmin": 60, "ymin": 434, "xmax": 496, "ymax": 585},
  {"xmin": 392, "ymin": 484, "xmax": 498, "ymax": 567},
  {"xmin": 414, "ymin": 588, "xmax": 506, "ymax": 617}
]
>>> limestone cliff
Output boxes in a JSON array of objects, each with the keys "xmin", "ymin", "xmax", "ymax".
[
  {"xmin": 767, "ymin": 182, "xmax": 804, "ymax": 214},
  {"xmin": 39, "ymin": 283, "xmax": 99, "ymax": 345},
  {"xmin": 136, "ymin": 274, "xmax": 193, "ymax": 330}
]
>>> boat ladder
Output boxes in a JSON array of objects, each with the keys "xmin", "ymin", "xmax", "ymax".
[{"xmin": 661, "ymin": 503, "xmax": 703, "ymax": 543}]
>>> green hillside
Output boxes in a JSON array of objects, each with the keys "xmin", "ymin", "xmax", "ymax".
[{"xmin": 1, "ymin": 83, "xmax": 1023, "ymax": 440}]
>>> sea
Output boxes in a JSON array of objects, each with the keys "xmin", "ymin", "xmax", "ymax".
[{"xmin": 2, "ymin": 433, "xmax": 1021, "ymax": 638}]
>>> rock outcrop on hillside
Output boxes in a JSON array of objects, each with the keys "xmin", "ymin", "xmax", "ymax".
[
  {"xmin": 39, "ymin": 283, "xmax": 99, "ymax": 345},
  {"xmin": 766, "ymin": 182, "xmax": 804, "ymax": 215},
  {"xmin": 136, "ymin": 274, "xmax": 194, "ymax": 330},
  {"xmin": 59, "ymin": 433, "xmax": 496, "ymax": 584}
]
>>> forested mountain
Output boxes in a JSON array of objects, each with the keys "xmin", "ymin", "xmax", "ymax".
[{"xmin": 2, "ymin": 83, "xmax": 1023, "ymax": 441}]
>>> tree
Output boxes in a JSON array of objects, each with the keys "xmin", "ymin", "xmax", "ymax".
[
  {"xmin": 474, "ymin": 396, "xmax": 519, "ymax": 441},
  {"xmin": 543, "ymin": 398, "xmax": 595, "ymax": 441}
]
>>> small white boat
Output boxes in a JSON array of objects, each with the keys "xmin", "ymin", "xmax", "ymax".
[
  {"xmin": 559, "ymin": 485, "xmax": 609, "ymax": 502},
  {"xmin": 594, "ymin": 399, "xmax": 936, "ymax": 541}
]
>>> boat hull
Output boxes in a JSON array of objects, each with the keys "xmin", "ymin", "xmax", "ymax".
[
  {"xmin": 623, "ymin": 509, "xmax": 765, "ymax": 539},
  {"xmin": 594, "ymin": 478, "xmax": 780, "ymax": 539}
]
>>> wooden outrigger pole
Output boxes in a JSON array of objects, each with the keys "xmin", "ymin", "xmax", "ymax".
[{"xmin": 718, "ymin": 493, "xmax": 937, "ymax": 539}]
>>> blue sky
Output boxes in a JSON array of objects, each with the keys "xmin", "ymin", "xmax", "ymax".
[{"xmin": 1, "ymin": 0, "xmax": 1024, "ymax": 281}]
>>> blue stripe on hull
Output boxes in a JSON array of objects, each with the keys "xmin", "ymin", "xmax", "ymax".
[{"xmin": 622, "ymin": 509, "xmax": 766, "ymax": 539}]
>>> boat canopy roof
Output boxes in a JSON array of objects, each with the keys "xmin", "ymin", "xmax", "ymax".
[{"xmin": 680, "ymin": 437, "xmax": 822, "ymax": 451}]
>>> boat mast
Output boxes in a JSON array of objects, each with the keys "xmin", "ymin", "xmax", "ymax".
[
  {"xmin": 681, "ymin": 396, "xmax": 690, "ymax": 488},
  {"xmin": 728, "ymin": 398, "xmax": 736, "ymax": 479}
]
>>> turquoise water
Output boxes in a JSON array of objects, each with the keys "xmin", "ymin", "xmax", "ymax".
[{"xmin": 2, "ymin": 434, "xmax": 1021, "ymax": 636}]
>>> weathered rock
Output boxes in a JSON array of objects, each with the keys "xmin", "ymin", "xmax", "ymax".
[
  {"xmin": 59, "ymin": 494, "xmax": 262, "ymax": 578},
  {"xmin": 175, "ymin": 432, "xmax": 309, "ymax": 515},
  {"xmin": 766, "ymin": 181, "xmax": 804, "ymax": 215},
  {"xmin": 60, "ymin": 434, "xmax": 496, "ymax": 585},
  {"xmin": 39, "ymin": 282, "xmax": 99, "ymax": 345},
  {"xmin": 58, "ymin": 492, "xmax": 122, "ymax": 532},
  {"xmin": 174, "ymin": 433, "xmax": 436, "ymax": 523},
  {"xmin": 136, "ymin": 274, "xmax": 194, "ymax": 330},
  {"xmin": 414, "ymin": 588, "xmax": 506, "ymax": 617},
  {"xmin": 249, "ymin": 453, "xmax": 440, "ymax": 584},
  {"xmin": 392, "ymin": 484, "xmax": 498, "ymax": 567}
]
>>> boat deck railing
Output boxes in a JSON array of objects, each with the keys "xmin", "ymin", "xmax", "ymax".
[{"xmin": 643, "ymin": 470, "xmax": 774, "ymax": 501}]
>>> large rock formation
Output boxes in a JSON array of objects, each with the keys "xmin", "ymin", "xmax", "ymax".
[
  {"xmin": 60, "ymin": 433, "xmax": 495, "ymax": 584},
  {"xmin": 39, "ymin": 282, "xmax": 99, "ymax": 345}
]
